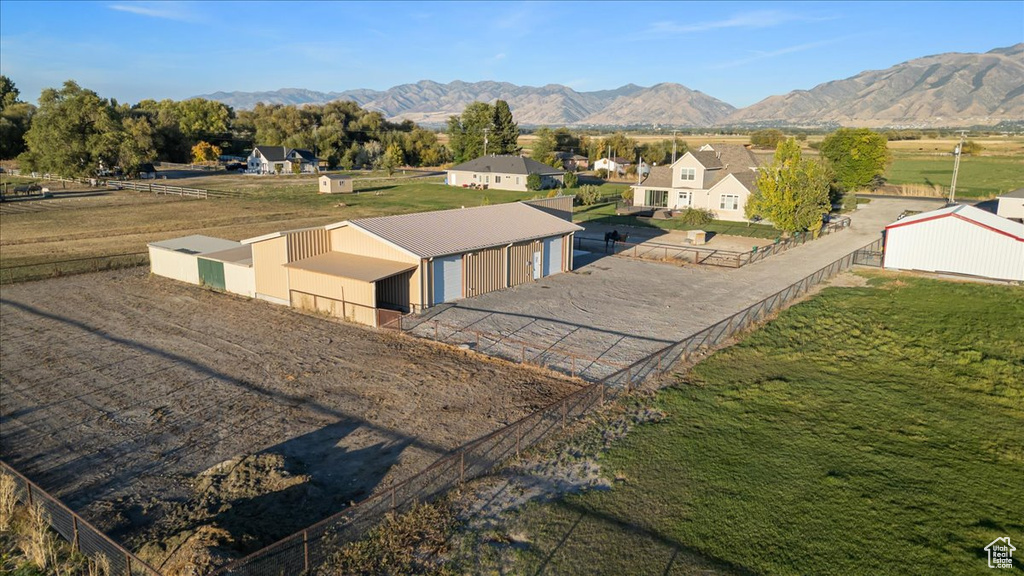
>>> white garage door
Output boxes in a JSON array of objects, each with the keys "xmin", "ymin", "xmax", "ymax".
[
  {"xmin": 433, "ymin": 255, "xmax": 462, "ymax": 304},
  {"xmin": 543, "ymin": 237, "xmax": 562, "ymax": 276}
]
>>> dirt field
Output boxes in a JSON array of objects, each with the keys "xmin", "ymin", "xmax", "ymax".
[{"xmin": 0, "ymin": 269, "xmax": 579, "ymax": 572}]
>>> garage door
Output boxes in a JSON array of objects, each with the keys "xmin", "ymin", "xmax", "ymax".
[
  {"xmin": 433, "ymin": 255, "xmax": 462, "ymax": 304},
  {"xmin": 197, "ymin": 258, "xmax": 226, "ymax": 290},
  {"xmin": 543, "ymin": 237, "xmax": 562, "ymax": 276}
]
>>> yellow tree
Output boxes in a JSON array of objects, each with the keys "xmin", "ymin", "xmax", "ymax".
[
  {"xmin": 747, "ymin": 138, "xmax": 832, "ymax": 235},
  {"xmin": 191, "ymin": 140, "xmax": 221, "ymax": 164}
]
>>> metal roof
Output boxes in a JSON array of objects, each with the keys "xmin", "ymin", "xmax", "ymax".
[
  {"xmin": 148, "ymin": 235, "xmax": 242, "ymax": 255},
  {"xmin": 886, "ymin": 204, "xmax": 1024, "ymax": 241},
  {"xmin": 284, "ymin": 252, "xmax": 417, "ymax": 282},
  {"xmin": 999, "ymin": 188, "xmax": 1024, "ymax": 199},
  {"xmin": 321, "ymin": 174, "xmax": 352, "ymax": 180},
  {"xmin": 348, "ymin": 202, "xmax": 583, "ymax": 259},
  {"xmin": 449, "ymin": 155, "xmax": 564, "ymax": 176},
  {"xmin": 199, "ymin": 244, "xmax": 253, "ymax": 266}
]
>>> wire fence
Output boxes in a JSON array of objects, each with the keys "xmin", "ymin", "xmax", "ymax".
[
  {"xmin": 381, "ymin": 316, "xmax": 629, "ymax": 381},
  {"xmin": 209, "ymin": 240, "xmax": 875, "ymax": 576},
  {"xmin": 574, "ymin": 216, "xmax": 851, "ymax": 268},
  {"xmin": 852, "ymin": 237, "xmax": 884, "ymax": 267},
  {"xmin": 0, "ymin": 252, "xmax": 149, "ymax": 285},
  {"xmin": 0, "ymin": 461, "xmax": 163, "ymax": 576}
]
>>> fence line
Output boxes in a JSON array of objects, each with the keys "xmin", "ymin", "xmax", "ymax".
[
  {"xmin": 0, "ymin": 461, "xmax": 163, "ymax": 576},
  {"xmin": 575, "ymin": 216, "xmax": 851, "ymax": 269},
  {"xmin": 0, "ymin": 252, "xmax": 149, "ymax": 285},
  {"xmin": 383, "ymin": 316, "xmax": 629, "ymax": 381},
  {"xmin": 211, "ymin": 240, "xmax": 874, "ymax": 576}
]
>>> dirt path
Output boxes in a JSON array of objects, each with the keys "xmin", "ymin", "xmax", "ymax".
[{"xmin": 0, "ymin": 269, "xmax": 579, "ymax": 570}]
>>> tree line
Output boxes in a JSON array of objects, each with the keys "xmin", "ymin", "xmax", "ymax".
[{"xmin": 1, "ymin": 76, "xmax": 449, "ymax": 177}]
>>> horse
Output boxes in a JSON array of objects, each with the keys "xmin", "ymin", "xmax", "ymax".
[{"xmin": 604, "ymin": 230, "xmax": 629, "ymax": 252}]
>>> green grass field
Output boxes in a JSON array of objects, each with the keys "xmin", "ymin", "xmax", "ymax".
[
  {"xmin": 885, "ymin": 154, "xmax": 1023, "ymax": 198},
  {"xmin": 463, "ymin": 274, "xmax": 1024, "ymax": 575},
  {"xmin": 574, "ymin": 201, "xmax": 782, "ymax": 239}
]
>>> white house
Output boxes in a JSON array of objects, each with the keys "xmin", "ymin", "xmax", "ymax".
[
  {"xmin": 630, "ymin": 144, "xmax": 761, "ymax": 222},
  {"xmin": 883, "ymin": 204, "xmax": 1024, "ymax": 282},
  {"xmin": 996, "ymin": 188, "xmax": 1024, "ymax": 222},
  {"xmin": 594, "ymin": 157, "xmax": 630, "ymax": 176},
  {"xmin": 446, "ymin": 155, "xmax": 565, "ymax": 191},
  {"xmin": 247, "ymin": 146, "xmax": 320, "ymax": 175}
]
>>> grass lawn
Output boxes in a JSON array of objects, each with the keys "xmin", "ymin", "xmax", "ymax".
[
  {"xmin": 885, "ymin": 154, "xmax": 1023, "ymax": 199},
  {"xmin": 575, "ymin": 202, "xmax": 782, "ymax": 239},
  {"xmin": 469, "ymin": 273, "xmax": 1024, "ymax": 575}
]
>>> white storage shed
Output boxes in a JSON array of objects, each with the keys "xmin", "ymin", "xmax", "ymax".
[
  {"xmin": 883, "ymin": 204, "xmax": 1024, "ymax": 282},
  {"xmin": 996, "ymin": 188, "xmax": 1024, "ymax": 222},
  {"xmin": 198, "ymin": 244, "xmax": 256, "ymax": 297},
  {"xmin": 148, "ymin": 235, "xmax": 243, "ymax": 285}
]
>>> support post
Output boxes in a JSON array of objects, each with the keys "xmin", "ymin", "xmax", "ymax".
[
  {"xmin": 625, "ymin": 367, "xmax": 632, "ymax": 393},
  {"xmin": 521, "ymin": 344, "xmax": 526, "ymax": 363},
  {"xmin": 571, "ymin": 356, "xmax": 576, "ymax": 378},
  {"xmin": 391, "ymin": 486, "xmax": 396, "ymax": 510},
  {"xmin": 72, "ymin": 516, "xmax": 80, "ymax": 552},
  {"xmin": 561, "ymin": 399, "xmax": 567, "ymax": 429},
  {"xmin": 459, "ymin": 451, "xmax": 465, "ymax": 485},
  {"xmin": 516, "ymin": 426, "xmax": 521, "ymax": 459},
  {"xmin": 26, "ymin": 484, "xmax": 32, "ymax": 507},
  {"xmin": 125, "ymin": 553, "xmax": 132, "ymax": 576},
  {"xmin": 303, "ymin": 530, "xmax": 310, "ymax": 573}
]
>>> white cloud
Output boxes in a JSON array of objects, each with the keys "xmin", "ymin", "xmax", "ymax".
[
  {"xmin": 707, "ymin": 35, "xmax": 861, "ymax": 69},
  {"xmin": 108, "ymin": 2, "xmax": 199, "ymax": 22},
  {"xmin": 649, "ymin": 10, "xmax": 836, "ymax": 35},
  {"xmin": 493, "ymin": 53, "xmax": 507, "ymax": 61}
]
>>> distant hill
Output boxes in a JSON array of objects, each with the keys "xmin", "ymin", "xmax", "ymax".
[
  {"xmin": 195, "ymin": 44, "xmax": 1024, "ymax": 127},
  {"xmin": 726, "ymin": 43, "xmax": 1024, "ymax": 128}
]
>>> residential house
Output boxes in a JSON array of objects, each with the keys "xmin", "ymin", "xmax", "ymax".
[
  {"xmin": 593, "ymin": 157, "xmax": 631, "ymax": 176},
  {"xmin": 247, "ymin": 145, "xmax": 320, "ymax": 175},
  {"xmin": 553, "ymin": 151, "xmax": 589, "ymax": 171},
  {"xmin": 447, "ymin": 155, "xmax": 565, "ymax": 191},
  {"xmin": 630, "ymin": 144, "xmax": 762, "ymax": 222}
]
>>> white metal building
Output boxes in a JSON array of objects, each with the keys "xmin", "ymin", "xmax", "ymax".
[
  {"xmin": 996, "ymin": 188, "xmax": 1024, "ymax": 221},
  {"xmin": 198, "ymin": 244, "xmax": 256, "ymax": 297},
  {"xmin": 148, "ymin": 235, "xmax": 242, "ymax": 285},
  {"xmin": 883, "ymin": 204, "xmax": 1024, "ymax": 282}
]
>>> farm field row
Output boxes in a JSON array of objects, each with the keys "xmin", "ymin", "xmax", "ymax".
[{"xmin": 448, "ymin": 272, "xmax": 1024, "ymax": 575}]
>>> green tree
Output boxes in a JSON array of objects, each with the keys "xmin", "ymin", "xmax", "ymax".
[
  {"xmin": 563, "ymin": 171, "xmax": 579, "ymax": 189},
  {"xmin": 960, "ymin": 140, "xmax": 984, "ymax": 156},
  {"xmin": 747, "ymin": 138, "xmax": 832, "ymax": 235},
  {"xmin": 600, "ymin": 132, "xmax": 638, "ymax": 160},
  {"xmin": 20, "ymin": 81, "xmax": 121, "ymax": 176},
  {"xmin": 641, "ymin": 139, "xmax": 676, "ymax": 165},
  {"xmin": 491, "ymin": 100, "xmax": 520, "ymax": 154},
  {"xmin": 446, "ymin": 102, "xmax": 493, "ymax": 163},
  {"xmin": 382, "ymin": 143, "xmax": 404, "ymax": 175},
  {"xmin": 750, "ymin": 129, "xmax": 785, "ymax": 149},
  {"xmin": 0, "ymin": 75, "xmax": 34, "ymax": 159},
  {"xmin": 117, "ymin": 113, "xmax": 157, "ymax": 175},
  {"xmin": 820, "ymin": 128, "xmax": 890, "ymax": 191},
  {"xmin": 530, "ymin": 127, "xmax": 561, "ymax": 167},
  {"xmin": 526, "ymin": 173, "xmax": 542, "ymax": 191}
]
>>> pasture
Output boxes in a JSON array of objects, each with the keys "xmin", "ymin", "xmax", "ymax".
[
  {"xmin": 884, "ymin": 154, "xmax": 1023, "ymax": 198},
  {"xmin": 453, "ymin": 272, "xmax": 1024, "ymax": 575}
]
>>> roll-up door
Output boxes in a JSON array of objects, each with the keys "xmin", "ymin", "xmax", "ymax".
[
  {"xmin": 197, "ymin": 258, "xmax": 226, "ymax": 290},
  {"xmin": 432, "ymin": 255, "xmax": 462, "ymax": 304},
  {"xmin": 543, "ymin": 236, "xmax": 562, "ymax": 276}
]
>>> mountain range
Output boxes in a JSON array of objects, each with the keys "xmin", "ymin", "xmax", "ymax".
[{"xmin": 197, "ymin": 44, "xmax": 1024, "ymax": 128}]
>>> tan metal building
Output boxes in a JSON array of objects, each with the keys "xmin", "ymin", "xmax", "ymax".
[
  {"xmin": 243, "ymin": 202, "xmax": 582, "ymax": 327},
  {"xmin": 319, "ymin": 174, "xmax": 353, "ymax": 194}
]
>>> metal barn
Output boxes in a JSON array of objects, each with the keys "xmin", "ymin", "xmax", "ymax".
[
  {"xmin": 244, "ymin": 202, "xmax": 582, "ymax": 327},
  {"xmin": 198, "ymin": 244, "xmax": 256, "ymax": 297},
  {"xmin": 148, "ymin": 235, "xmax": 244, "ymax": 285},
  {"xmin": 883, "ymin": 204, "xmax": 1024, "ymax": 282}
]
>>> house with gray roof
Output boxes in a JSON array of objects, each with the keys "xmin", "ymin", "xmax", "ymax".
[
  {"xmin": 447, "ymin": 155, "xmax": 565, "ymax": 191},
  {"xmin": 630, "ymin": 143, "xmax": 763, "ymax": 222},
  {"xmin": 247, "ymin": 145, "xmax": 321, "ymax": 175}
]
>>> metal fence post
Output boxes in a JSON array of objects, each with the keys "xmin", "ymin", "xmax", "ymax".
[
  {"xmin": 521, "ymin": 344, "xmax": 526, "ymax": 363},
  {"xmin": 434, "ymin": 321, "xmax": 439, "ymax": 341},
  {"xmin": 303, "ymin": 530, "xmax": 310, "ymax": 573}
]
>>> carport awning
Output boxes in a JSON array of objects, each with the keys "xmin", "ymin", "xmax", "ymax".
[{"xmin": 284, "ymin": 252, "xmax": 417, "ymax": 282}]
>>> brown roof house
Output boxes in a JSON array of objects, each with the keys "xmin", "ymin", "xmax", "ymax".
[
  {"xmin": 630, "ymin": 144, "xmax": 762, "ymax": 222},
  {"xmin": 447, "ymin": 155, "xmax": 565, "ymax": 191}
]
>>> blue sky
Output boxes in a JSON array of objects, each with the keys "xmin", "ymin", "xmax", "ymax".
[{"xmin": 1, "ymin": 1, "xmax": 1021, "ymax": 108}]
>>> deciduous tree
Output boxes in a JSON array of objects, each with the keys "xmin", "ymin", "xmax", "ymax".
[
  {"xmin": 491, "ymin": 100, "xmax": 519, "ymax": 155},
  {"xmin": 747, "ymin": 138, "xmax": 832, "ymax": 235},
  {"xmin": 820, "ymin": 128, "xmax": 890, "ymax": 191},
  {"xmin": 191, "ymin": 141, "xmax": 222, "ymax": 163},
  {"xmin": 0, "ymin": 75, "xmax": 34, "ymax": 160},
  {"xmin": 20, "ymin": 81, "xmax": 121, "ymax": 176}
]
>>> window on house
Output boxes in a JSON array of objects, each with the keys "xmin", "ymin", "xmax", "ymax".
[
  {"xmin": 645, "ymin": 189, "xmax": 668, "ymax": 207},
  {"xmin": 485, "ymin": 175, "xmax": 489, "ymax": 183},
  {"xmin": 680, "ymin": 167, "xmax": 696, "ymax": 181},
  {"xmin": 495, "ymin": 176, "xmax": 501, "ymax": 183},
  {"xmin": 720, "ymin": 194, "xmax": 739, "ymax": 210},
  {"xmin": 516, "ymin": 177, "xmax": 521, "ymax": 185},
  {"xmin": 473, "ymin": 174, "xmax": 477, "ymax": 180}
]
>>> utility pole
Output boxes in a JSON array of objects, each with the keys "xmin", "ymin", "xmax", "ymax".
[
  {"xmin": 483, "ymin": 128, "xmax": 490, "ymax": 156},
  {"xmin": 671, "ymin": 130, "xmax": 678, "ymax": 164},
  {"xmin": 948, "ymin": 130, "xmax": 967, "ymax": 204}
]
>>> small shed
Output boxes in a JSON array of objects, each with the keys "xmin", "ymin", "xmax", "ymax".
[
  {"xmin": 883, "ymin": 204, "xmax": 1024, "ymax": 282},
  {"xmin": 319, "ymin": 174, "xmax": 353, "ymax": 194},
  {"xmin": 148, "ymin": 235, "xmax": 243, "ymax": 285},
  {"xmin": 197, "ymin": 244, "xmax": 255, "ymax": 297}
]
